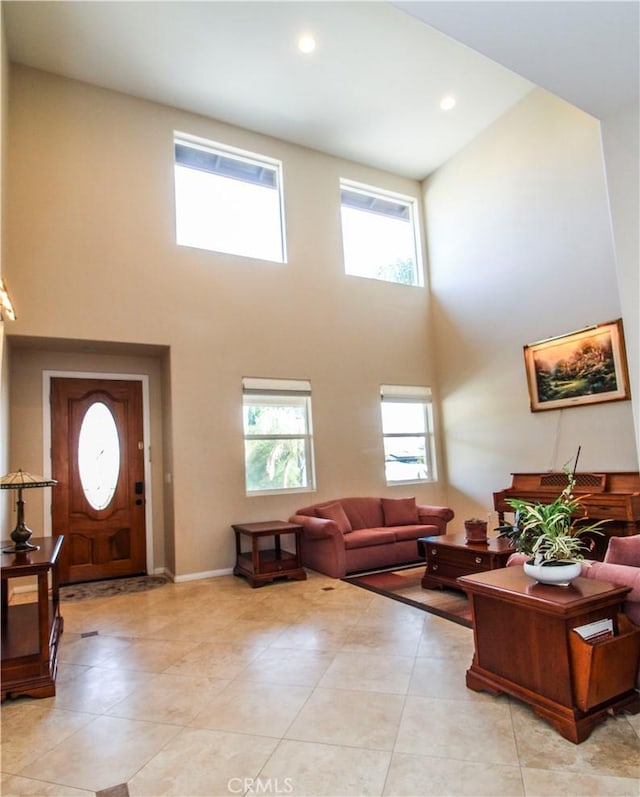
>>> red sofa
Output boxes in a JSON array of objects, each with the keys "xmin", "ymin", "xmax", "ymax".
[{"xmin": 289, "ymin": 496, "xmax": 454, "ymax": 578}]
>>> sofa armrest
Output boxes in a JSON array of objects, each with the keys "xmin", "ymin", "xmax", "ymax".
[
  {"xmin": 416, "ymin": 504, "xmax": 454, "ymax": 534},
  {"xmin": 289, "ymin": 514, "xmax": 342, "ymax": 541}
]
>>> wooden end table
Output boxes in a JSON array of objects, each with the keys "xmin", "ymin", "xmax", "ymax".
[
  {"xmin": 458, "ymin": 566, "xmax": 640, "ymax": 743},
  {"xmin": 232, "ymin": 521, "xmax": 307, "ymax": 588},
  {"xmin": 419, "ymin": 532, "xmax": 513, "ymax": 590},
  {"xmin": 1, "ymin": 536, "xmax": 64, "ymax": 700}
]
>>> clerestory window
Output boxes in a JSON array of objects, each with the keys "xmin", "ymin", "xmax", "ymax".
[
  {"xmin": 340, "ymin": 180, "xmax": 423, "ymax": 286},
  {"xmin": 174, "ymin": 134, "xmax": 286, "ymax": 262}
]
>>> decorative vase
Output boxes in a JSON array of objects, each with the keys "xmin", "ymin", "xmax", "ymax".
[
  {"xmin": 464, "ymin": 520, "xmax": 488, "ymax": 544},
  {"xmin": 523, "ymin": 561, "xmax": 581, "ymax": 586}
]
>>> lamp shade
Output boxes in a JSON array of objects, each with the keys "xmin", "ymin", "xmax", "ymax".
[{"xmin": 0, "ymin": 469, "xmax": 57, "ymax": 489}]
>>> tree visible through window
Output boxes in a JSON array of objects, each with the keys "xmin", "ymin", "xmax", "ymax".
[
  {"xmin": 242, "ymin": 379, "xmax": 315, "ymax": 494},
  {"xmin": 340, "ymin": 180, "xmax": 422, "ymax": 286}
]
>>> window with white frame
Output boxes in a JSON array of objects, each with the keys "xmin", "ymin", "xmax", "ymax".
[
  {"xmin": 380, "ymin": 385, "xmax": 435, "ymax": 484},
  {"xmin": 340, "ymin": 180, "xmax": 422, "ymax": 286},
  {"xmin": 242, "ymin": 378, "xmax": 315, "ymax": 494},
  {"xmin": 174, "ymin": 134, "xmax": 286, "ymax": 263}
]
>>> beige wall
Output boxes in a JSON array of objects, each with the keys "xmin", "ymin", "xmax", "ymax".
[
  {"xmin": 0, "ymin": 6, "xmax": 9, "ymax": 533},
  {"xmin": 425, "ymin": 88, "xmax": 639, "ymax": 523},
  {"xmin": 6, "ymin": 66, "xmax": 445, "ymax": 578}
]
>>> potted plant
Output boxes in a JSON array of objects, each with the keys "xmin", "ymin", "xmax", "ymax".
[
  {"xmin": 464, "ymin": 517, "xmax": 488, "ymax": 543},
  {"xmin": 497, "ymin": 468, "xmax": 607, "ymax": 585}
]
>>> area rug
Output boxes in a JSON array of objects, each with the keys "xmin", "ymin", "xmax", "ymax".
[
  {"xmin": 344, "ymin": 565, "xmax": 472, "ymax": 627},
  {"xmin": 60, "ymin": 574, "xmax": 171, "ymax": 602}
]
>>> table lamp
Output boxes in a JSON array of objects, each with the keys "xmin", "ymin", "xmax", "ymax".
[{"xmin": 0, "ymin": 469, "xmax": 57, "ymax": 553}]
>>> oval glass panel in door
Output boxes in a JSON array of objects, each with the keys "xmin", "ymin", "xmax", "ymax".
[{"xmin": 78, "ymin": 401, "xmax": 120, "ymax": 511}]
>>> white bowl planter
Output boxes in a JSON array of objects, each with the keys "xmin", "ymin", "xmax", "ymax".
[{"xmin": 523, "ymin": 561, "xmax": 582, "ymax": 586}]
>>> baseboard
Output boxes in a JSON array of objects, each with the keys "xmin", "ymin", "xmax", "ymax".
[{"xmin": 172, "ymin": 566, "xmax": 234, "ymax": 583}]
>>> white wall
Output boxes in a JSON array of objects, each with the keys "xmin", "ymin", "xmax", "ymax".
[
  {"xmin": 6, "ymin": 66, "xmax": 446, "ymax": 578},
  {"xmin": 600, "ymin": 101, "xmax": 640, "ymax": 455},
  {"xmin": 425, "ymin": 88, "xmax": 638, "ymax": 522}
]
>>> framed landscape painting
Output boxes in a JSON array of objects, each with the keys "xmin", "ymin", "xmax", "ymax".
[{"xmin": 523, "ymin": 319, "xmax": 630, "ymax": 412}]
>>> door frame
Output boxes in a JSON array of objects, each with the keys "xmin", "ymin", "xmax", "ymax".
[{"xmin": 42, "ymin": 370, "xmax": 154, "ymax": 576}]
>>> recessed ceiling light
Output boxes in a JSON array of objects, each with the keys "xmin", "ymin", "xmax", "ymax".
[
  {"xmin": 440, "ymin": 95, "xmax": 457, "ymax": 111},
  {"xmin": 298, "ymin": 33, "xmax": 317, "ymax": 54}
]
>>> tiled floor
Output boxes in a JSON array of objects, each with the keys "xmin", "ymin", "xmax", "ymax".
[{"xmin": 1, "ymin": 570, "xmax": 639, "ymax": 796}]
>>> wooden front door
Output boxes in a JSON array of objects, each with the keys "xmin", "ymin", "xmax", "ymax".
[{"xmin": 51, "ymin": 378, "xmax": 147, "ymax": 585}]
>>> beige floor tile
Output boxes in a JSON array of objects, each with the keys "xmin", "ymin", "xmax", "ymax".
[
  {"xmin": 21, "ymin": 715, "xmax": 180, "ymax": 793},
  {"xmin": 416, "ymin": 615, "xmax": 475, "ymax": 659},
  {"xmin": 521, "ymin": 766, "xmax": 640, "ymax": 796},
  {"xmin": 106, "ymin": 672, "xmax": 231, "ymax": 724},
  {"xmin": 510, "ymin": 701, "xmax": 640, "ymax": 779},
  {"xmin": 127, "ymin": 726, "xmax": 278, "ymax": 797},
  {"xmin": 98, "ymin": 637, "xmax": 201, "ymax": 673},
  {"xmin": 58, "ymin": 633, "xmax": 134, "ymax": 666},
  {"xmin": 1, "ymin": 772, "xmax": 94, "ymax": 796},
  {"xmin": 319, "ymin": 650, "xmax": 415, "ymax": 694},
  {"xmin": 164, "ymin": 640, "xmax": 266, "ymax": 679},
  {"xmin": 395, "ymin": 695, "xmax": 518, "ymax": 764},
  {"xmin": 384, "ymin": 752, "xmax": 525, "ymax": 796},
  {"xmin": 234, "ymin": 647, "xmax": 336, "ymax": 686},
  {"xmin": 190, "ymin": 680, "xmax": 312, "ymax": 737},
  {"xmin": 260, "ymin": 739, "xmax": 392, "ymax": 795},
  {"xmin": 52, "ymin": 666, "xmax": 150, "ymax": 714},
  {"xmin": 341, "ymin": 623, "xmax": 422, "ymax": 656},
  {"xmin": 268, "ymin": 622, "xmax": 356, "ymax": 651},
  {"xmin": 0, "ymin": 701, "xmax": 95, "ymax": 765},
  {"xmin": 408, "ymin": 655, "xmax": 492, "ymax": 702},
  {"xmin": 285, "ymin": 687, "xmax": 405, "ymax": 750}
]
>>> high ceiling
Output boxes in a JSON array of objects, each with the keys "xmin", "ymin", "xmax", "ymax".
[{"xmin": 3, "ymin": 1, "xmax": 638, "ymax": 181}]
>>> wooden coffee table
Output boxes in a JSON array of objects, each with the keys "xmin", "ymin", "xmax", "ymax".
[{"xmin": 418, "ymin": 532, "xmax": 513, "ymax": 590}]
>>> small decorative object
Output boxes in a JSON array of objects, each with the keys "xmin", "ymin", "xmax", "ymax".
[
  {"xmin": 523, "ymin": 318, "xmax": 630, "ymax": 412},
  {"xmin": 497, "ymin": 465, "xmax": 607, "ymax": 586},
  {"xmin": 0, "ymin": 469, "xmax": 58, "ymax": 553},
  {"xmin": 464, "ymin": 518, "xmax": 488, "ymax": 544}
]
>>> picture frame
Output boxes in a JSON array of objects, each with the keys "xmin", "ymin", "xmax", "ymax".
[{"xmin": 523, "ymin": 319, "xmax": 631, "ymax": 412}]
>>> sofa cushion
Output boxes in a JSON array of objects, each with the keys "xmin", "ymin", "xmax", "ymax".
[
  {"xmin": 604, "ymin": 535, "xmax": 640, "ymax": 567},
  {"xmin": 343, "ymin": 528, "xmax": 396, "ymax": 550},
  {"xmin": 391, "ymin": 524, "xmax": 438, "ymax": 542},
  {"xmin": 315, "ymin": 502, "xmax": 352, "ymax": 534},
  {"xmin": 381, "ymin": 497, "xmax": 418, "ymax": 526}
]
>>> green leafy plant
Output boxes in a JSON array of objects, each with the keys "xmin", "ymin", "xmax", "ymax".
[{"xmin": 498, "ymin": 469, "xmax": 607, "ymax": 565}]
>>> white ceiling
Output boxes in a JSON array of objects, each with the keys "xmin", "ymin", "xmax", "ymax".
[{"xmin": 3, "ymin": 1, "xmax": 638, "ymax": 181}]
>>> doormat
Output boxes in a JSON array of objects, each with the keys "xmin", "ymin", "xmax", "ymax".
[
  {"xmin": 343, "ymin": 566, "xmax": 472, "ymax": 628},
  {"xmin": 60, "ymin": 574, "xmax": 171, "ymax": 602}
]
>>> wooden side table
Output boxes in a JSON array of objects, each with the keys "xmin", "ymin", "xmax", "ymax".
[
  {"xmin": 1, "ymin": 536, "xmax": 64, "ymax": 700},
  {"xmin": 458, "ymin": 566, "xmax": 640, "ymax": 743},
  {"xmin": 232, "ymin": 521, "xmax": 307, "ymax": 588},
  {"xmin": 419, "ymin": 533, "xmax": 513, "ymax": 590}
]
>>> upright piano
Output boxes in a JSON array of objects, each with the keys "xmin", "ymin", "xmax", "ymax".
[{"xmin": 494, "ymin": 471, "xmax": 640, "ymax": 538}]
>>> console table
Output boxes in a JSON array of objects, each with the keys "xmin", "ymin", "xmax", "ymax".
[
  {"xmin": 458, "ymin": 567, "xmax": 640, "ymax": 743},
  {"xmin": 1, "ymin": 536, "xmax": 64, "ymax": 700},
  {"xmin": 418, "ymin": 533, "xmax": 512, "ymax": 590},
  {"xmin": 232, "ymin": 521, "xmax": 306, "ymax": 587}
]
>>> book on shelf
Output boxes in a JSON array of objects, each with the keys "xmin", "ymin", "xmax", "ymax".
[{"xmin": 573, "ymin": 618, "xmax": 614, "ymax": 643}]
